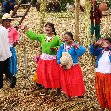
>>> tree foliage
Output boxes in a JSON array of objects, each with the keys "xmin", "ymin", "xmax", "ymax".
[{"xmin": 60, "ymin": 0, "xmax": 74, "ymax": 11}]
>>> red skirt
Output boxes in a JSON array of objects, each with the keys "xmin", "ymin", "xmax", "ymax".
[
  {"xmin": 37, "ymin": 59, "xmax": 60, "ymax": 89},
  {"xmin": 60, "ymin": 64, "xmax": 85, "ymax": 97},
  {"xmin": 95, "ymin": 72, "xmax": 111, "ymax": 109}
]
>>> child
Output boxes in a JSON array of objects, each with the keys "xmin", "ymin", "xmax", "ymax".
[
  {"xmin": 33, "ymin": 54, "xmax": 40, "ymax": 83},
  {"xmin": 33, "ymin": 48, "xmax": 44, "ymax": 90},
  {"xmin": 2, "ymin": 13, "xmax": 19, "ymax": 88},
  {"xmin": 89, "ymin": 38, "xmax": 111, "ymax": 111},
  {"xmin": 24, "ymin": 22, "xmax": 62, "ymax": 95},
  {"xmin": 57, "ymin": 32, "xmax": 86, "ymax": 100}
]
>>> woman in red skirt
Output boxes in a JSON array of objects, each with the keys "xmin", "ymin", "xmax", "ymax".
[
  {"xmin": 24, "ymin": 22, "xmax": 62, "ymax": 95},
  {"xmin": 57, "ymin": 32, "xmax": 86, "ymax": 100},
  {"xmin": 89, "ymin": 38, "xmax": 111, "ymax": 111}
]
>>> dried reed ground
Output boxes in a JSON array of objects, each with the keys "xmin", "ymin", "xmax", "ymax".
[{"xmin": 0, "ymin": 8, "xmax": 111, "ymax": 111}]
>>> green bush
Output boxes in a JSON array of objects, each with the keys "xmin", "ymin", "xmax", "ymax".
[{"xmin": 60, "ymin": 0, "xmax": 74, "ymax": 11}]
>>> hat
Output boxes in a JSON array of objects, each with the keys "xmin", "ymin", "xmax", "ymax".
[{"xmin": 2, "ymin": 13, "xmax": 13, "ymax": 20}]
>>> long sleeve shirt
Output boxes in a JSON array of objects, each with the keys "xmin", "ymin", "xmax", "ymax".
[
  {"xmin": 57, "ymin": 43, "xmax": 86, "ymax": 64},
  {"xmin": 89, "ymin": 44, "xmax": 111, "ymax": 69},
  {"xmin": 8, "ymin": 26, "xmax": 19, "ymax": 45},
  {"xmin": 26, "ymin": 30, "xmax": 62, "ymax": 55},
  {"xmin": 0, "ymin": 26, "xmax": 12, "ymax": 61}
]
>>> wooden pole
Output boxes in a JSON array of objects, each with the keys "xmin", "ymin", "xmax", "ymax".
[
  {"xmin": 24, "ymin": 47, "xmax": 28, "ymax": 79},
  {"xmin": 18, "ymin": 0, "xmax": 33, "ymax": 26},
  {"xmin": 75, "ymin": 0, "xmax": 80, "ymax": 42},
  {"xmin": 11, "ymin": 0, "xmax": 23, "ymax": 17},
  {"xmin": 39, "ymin": 0, "xmax": 47, "ymax": 33},
  {"xmin": 84, "ymin": 0, "xmax": 91, "ymax": 47}
]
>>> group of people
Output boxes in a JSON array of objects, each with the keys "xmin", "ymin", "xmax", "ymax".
[
  {"xmin": 24, "ymin": 22, "xmax": 111, "ymax": 111},
  {"xmin": 0, "ymin": 1, "xmax": 111, "ymax": 111},
  {"xmin": 0, "ymin": 13, "xmax": 19, "ymax": 89},
  {"xmin": 24, "ymin": 22, "xmax": 86, "ymax": 100}
]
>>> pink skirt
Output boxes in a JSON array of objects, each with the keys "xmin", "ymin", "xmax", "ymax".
[
  {"xmin": 60, "ymin": 64, "xmax": 85, "ymax": 97},
  {"xmin": 37, "ymin": 59, "xmax": 60, "ymax": 89}
]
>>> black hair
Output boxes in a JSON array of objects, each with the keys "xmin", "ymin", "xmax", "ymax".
[
  {"xmin": 2, "ymin": 19, "xmax": 11, "ymax": 24},
  {"xmin": 104, "ymin": 37, "xmax": 111, "ymax": 43},
  {"xmin": 64, "ymin": 32, "xmax": 74, "ymax": 40},
  {"xmin": 45, "ymin": 22, "xmax": 56, "ymax": 35}
]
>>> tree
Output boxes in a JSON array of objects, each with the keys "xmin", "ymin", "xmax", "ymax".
[
  {"xmin": 74, "ymin": 0, "xmax": 80, "ymax": 42},
  {"xmin": 84, "ymin": 0, "xmax": 91, "ymax": 46},
  {"xmin": 39, "ymin": 0, "xmax": 46, "ymax": 33},
  {"xmin": 60, "ymin": 0, "xmax": 74, "ymax": 11}
]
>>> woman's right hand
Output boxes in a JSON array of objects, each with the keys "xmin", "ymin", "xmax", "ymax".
[{"xmin": 20, "ymin": 25, "xmax": 29, "ymax": 33}]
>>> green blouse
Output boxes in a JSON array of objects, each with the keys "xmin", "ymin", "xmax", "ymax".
[{"xmin": 26, "ymin": 30, "xmax": 62, "ymax": 55}]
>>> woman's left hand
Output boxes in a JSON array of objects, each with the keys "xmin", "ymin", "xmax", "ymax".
[{"xmin": 20, "ymin": 25, "xmax": 29, "ymax": 33}]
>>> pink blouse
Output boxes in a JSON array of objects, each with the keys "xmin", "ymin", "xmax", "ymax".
[{"xmin": 8, "ymin": 26, "xmax": 19, "ymax": 44}]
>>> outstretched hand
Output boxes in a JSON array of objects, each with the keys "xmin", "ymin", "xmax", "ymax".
[{"xmin": 19, "ymin": 25, "xmax": 29, "ymax": 33}]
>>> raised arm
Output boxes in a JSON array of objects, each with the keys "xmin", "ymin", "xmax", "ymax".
[
  {"xmin": 89, "ymin": 44, "xmax": 101, "ymax": 56},
  {"xmin": 75, "ymin": 45, "xmax": 86, "ymax": 57},
  {"xmin": 26, "ymin": 30, "xmax": 44, "ymax": 43}
]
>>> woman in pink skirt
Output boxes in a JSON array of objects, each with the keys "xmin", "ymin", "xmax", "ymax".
[{"xmin": 57, "ymin": 32, "xmax": 86, "ymax": 100}]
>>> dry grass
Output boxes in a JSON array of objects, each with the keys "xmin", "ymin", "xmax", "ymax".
[{"xmin": 0, "ymin": 8, "xmax": 111, "ymax": 111}]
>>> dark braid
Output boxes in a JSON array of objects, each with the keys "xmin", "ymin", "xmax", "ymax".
[{"xmin": 53, "ymin": 28, "xmax": 56, "ymax": 35}]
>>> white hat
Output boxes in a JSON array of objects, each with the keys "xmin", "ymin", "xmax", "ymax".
[{"xmin": 2, "ymin": 13, "xmax": 13, "ymax": 20}]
